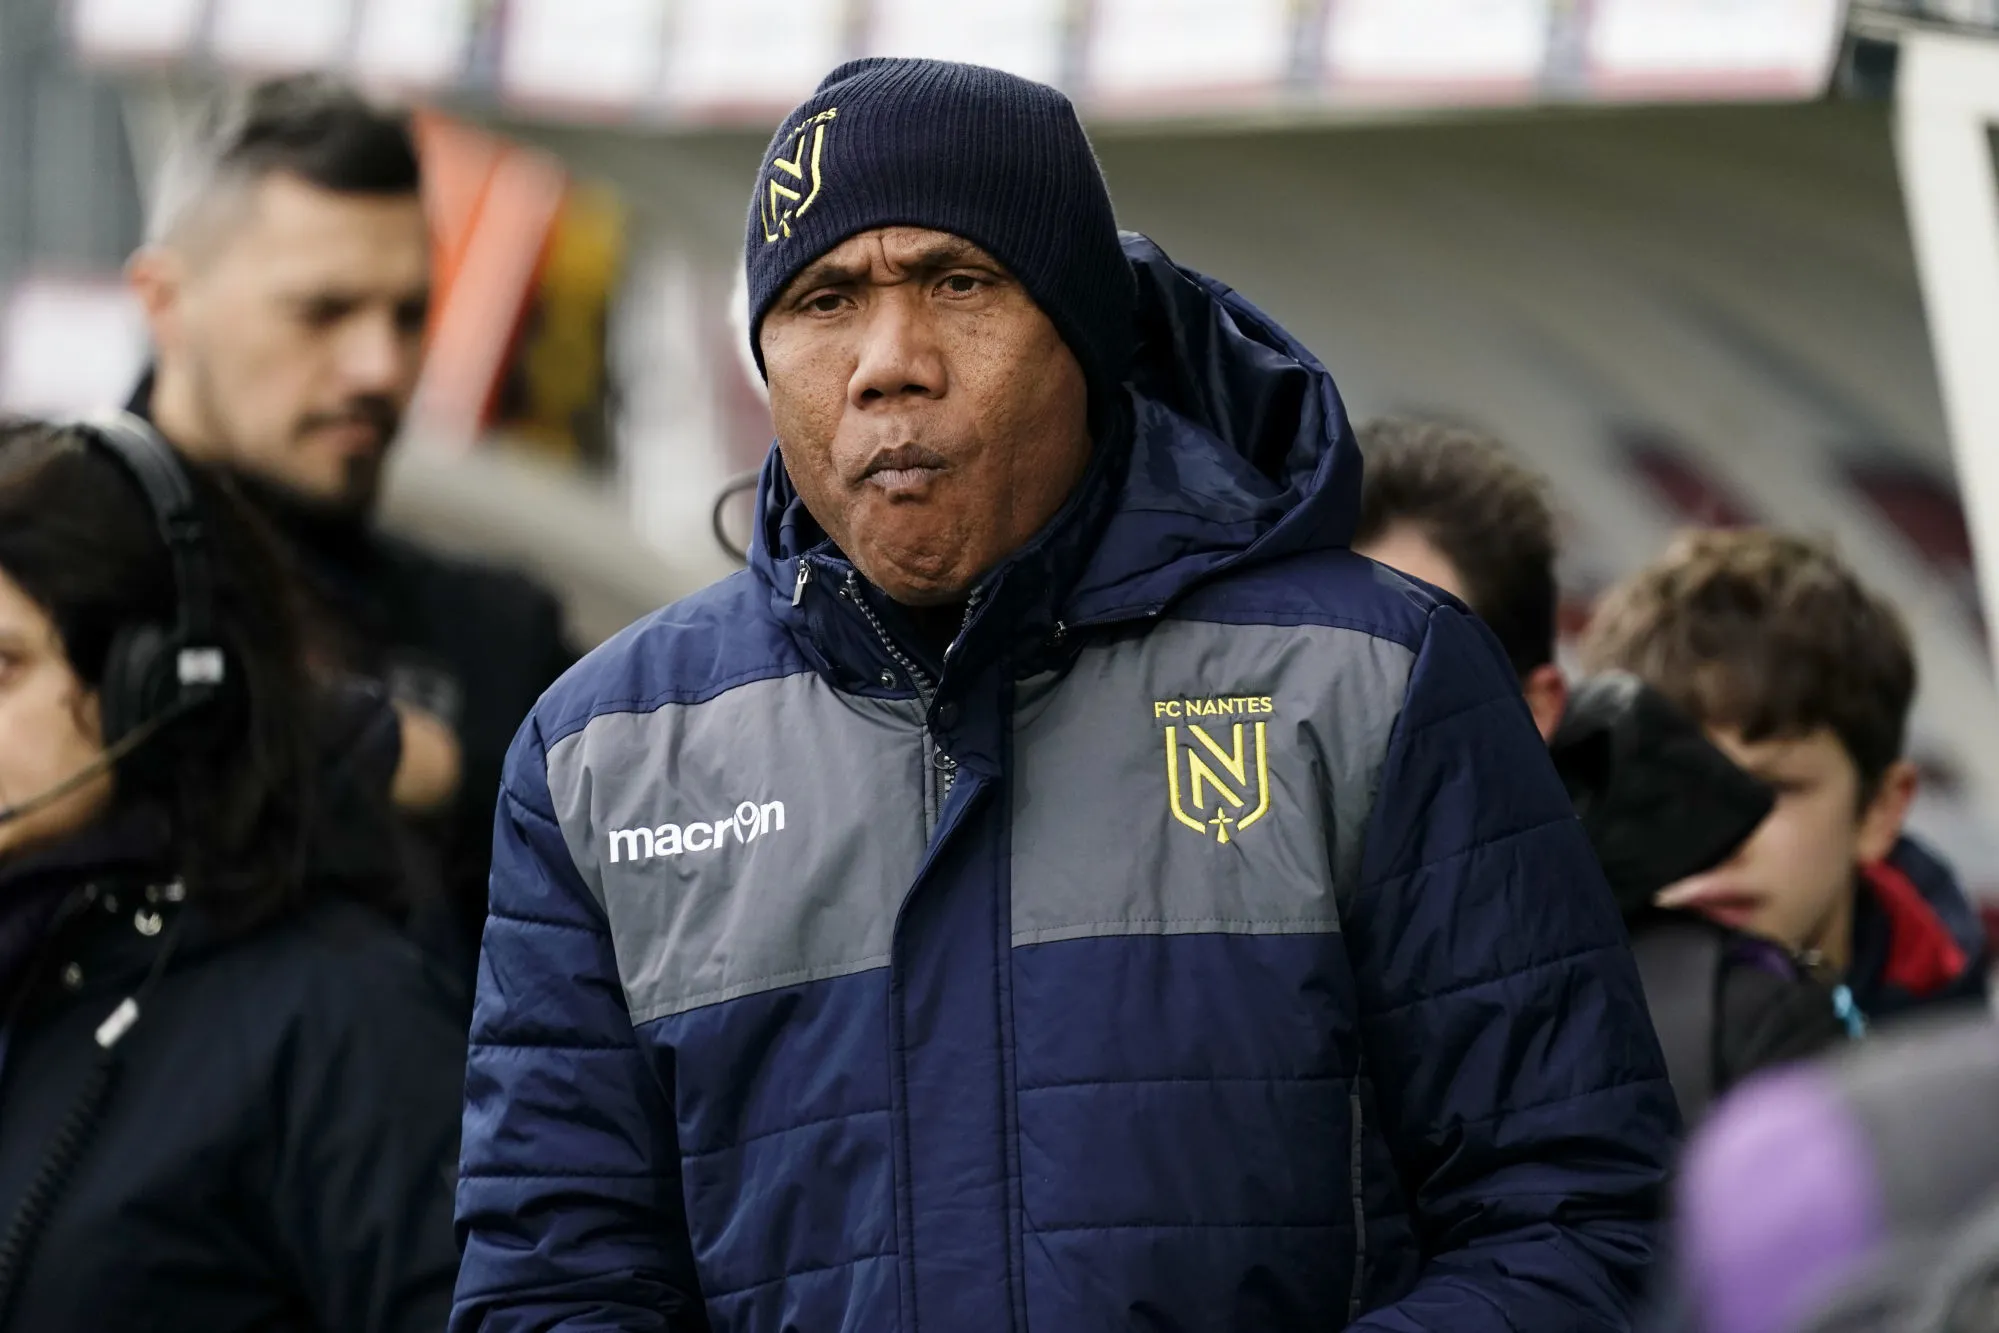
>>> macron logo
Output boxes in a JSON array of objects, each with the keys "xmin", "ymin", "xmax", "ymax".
[{"xmin": 607, "ymin": 800, "xmax": 786, "ymax": 864}]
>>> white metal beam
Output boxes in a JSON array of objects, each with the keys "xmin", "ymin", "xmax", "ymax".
[{"xmin": 1897, "ymin": 31, "xmax": 1999, "ymax": 675}]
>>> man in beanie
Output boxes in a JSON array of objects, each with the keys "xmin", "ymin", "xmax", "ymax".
[{"xmin": 453, "ymin": 59, "xmax": 1676, "ymax": 1331}]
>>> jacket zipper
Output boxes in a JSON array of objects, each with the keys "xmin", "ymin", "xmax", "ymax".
[
  {"xmin": 845, "ymin": 571, "xmax": 934, "ymax": 702},
  {"xmin": 842, "ymin": 571, "xmax": 981, "ymax": 833},
  {"xmin": 1348, "ymin": 1058, "xmax": 1369, "ymax": 1321},
  {"xmin": 838, "ymin": 570, "xmax": 1014, "ymax": 1329},
  {"xmin": 845, "ymin": 572, "xmax": 944, "ymax": 833}
]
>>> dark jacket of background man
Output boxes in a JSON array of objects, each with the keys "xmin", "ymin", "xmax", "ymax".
[
  {"xmin": 132, "ymin": 371, "xmax": 572, "ymax": 954},
  {"xmin": 124, "ymin": 77, "xmax": 574, "ymax": 961}
]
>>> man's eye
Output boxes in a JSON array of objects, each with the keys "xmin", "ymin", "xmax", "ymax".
[
  {"xmin": 299, "ymin": 300, "xmax": 351, "ymax": 329},
  {"xmin": 806, "ymin": 293, "xmax": 846, "ymax": 313},
  {"xmin": 940, "ymin": 275, "xmax": 981, "ymax": 295}
]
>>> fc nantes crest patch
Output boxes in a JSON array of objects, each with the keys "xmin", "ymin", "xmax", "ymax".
[
  {"xmin": 761, "ymin": 107, "xmax": 837, "ymax": 243},
  {"xmin": 1154, "ymin": 695, "xmax": 1275, "ymax": 845}
]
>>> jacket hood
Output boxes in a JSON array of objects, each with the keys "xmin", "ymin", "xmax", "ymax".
[{"xmin": 751, "ymin": 232, "xmax": 1360, "ymax": 642}]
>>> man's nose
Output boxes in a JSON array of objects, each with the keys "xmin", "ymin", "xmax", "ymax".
[
  {"xmin": 338, "ymin": 308, "xmax": 419, "ymax": 394},
  {"xmin": 848, "ymin": 294, "xmax": 945, "ymax": 408}
]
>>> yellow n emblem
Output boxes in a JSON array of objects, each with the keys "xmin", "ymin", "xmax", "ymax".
[
  {"xmin": 1165, "ymin": 722, "xmax": 1270, "ymax": 845},
  {"xmin": 761, "ymin": 108, "xmax": 837, "ymax": 243}
]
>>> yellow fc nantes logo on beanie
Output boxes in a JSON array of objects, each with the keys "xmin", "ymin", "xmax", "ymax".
[
  {"xmin": 761, "ymin": 107, "xmax": 837, "ymax": 244},
  {"xmin": 742, "ymin": 58, "xmax": 1136, "ymax": 401}
]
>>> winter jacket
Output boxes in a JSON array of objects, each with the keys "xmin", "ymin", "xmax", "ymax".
[
  {"xmin": 453, "ymin": 234, "xmax": 1679, "ymax": 1332},
  {"xmin": 0, "ymin": 808, "xmax": 468, "ymax": 1333},
  {"xmin": 1628, "ymin": 919, "xmax": 1848, "ymax": 1126}
]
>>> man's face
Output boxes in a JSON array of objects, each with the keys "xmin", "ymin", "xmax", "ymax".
[
  {"xmin": 1656, "ymin": 726, "xmax": 1915, "ymax": 965},
  {"xmin": 0, "ymin": 571, "xmax": 110, "ymax": 861},
  {"xmin": 136, "ymin": 172, "xmax": 430, "ymax": 513},
  {"xmin": 758, "ymin": 226, "xmax": 1092, "ymax": 606}
]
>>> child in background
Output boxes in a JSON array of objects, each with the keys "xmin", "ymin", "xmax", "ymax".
[
  {"xmin": 1551, "ymin": 672, "xmax": 1850, "ymax": 1125},
  {"xmin": 1581, "ymin": 529, "xmax": 1987, "ymax": 1025}
]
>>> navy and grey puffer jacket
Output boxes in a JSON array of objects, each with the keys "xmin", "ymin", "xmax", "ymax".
[{"xmin": 452, "ymin": 235, "xmax": 1679, "ymax": 1332}]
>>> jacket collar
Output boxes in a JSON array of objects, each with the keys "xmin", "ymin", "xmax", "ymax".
[
  {"xmin": 0, "ymin": 803, "xmax": 173, "ymax": 901},
  {"xmin": 1850, "ymin": 850, "xmax": 1979, "ymax": 1011},
  {"xmin": 0, "ymin": 805, "xmax": 177, "ymax": 1003}
]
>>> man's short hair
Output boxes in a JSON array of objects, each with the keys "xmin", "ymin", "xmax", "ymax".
[
  {"xmin": 148, "ymin": 75, "xmax": 420, "ymax": 245},
  {"xmin": 1579, "ymin": 529, "xmax": 1916, "ymax": 793},
  {"xmin": 1354, "ymin": 416, "xmax": 1558, "ymax": 677}
]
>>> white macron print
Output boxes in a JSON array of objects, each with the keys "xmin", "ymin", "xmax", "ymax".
[{"xmin": 607, "ymin": 800, "xmax": 787, "ymax": 864}]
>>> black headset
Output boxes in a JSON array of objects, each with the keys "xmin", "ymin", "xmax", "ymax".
[
  {"xmin": 70, "ymin": 411, "xmax": 230, "ymax": 748},
  {"xmin": 0, "ymin": 413, "xmax": 233, "ymax": 829}
]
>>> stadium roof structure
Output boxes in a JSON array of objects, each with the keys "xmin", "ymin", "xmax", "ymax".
[{"xmin": 66, "ymin": 0, "xmax": 1864, "ymax": 128}]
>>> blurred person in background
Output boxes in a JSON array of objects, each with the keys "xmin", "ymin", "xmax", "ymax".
[
  {"xmin": 1351, "ymin": 419, "xmax": 1848, "ymax": 1121},
  {"xmin": 124, "ymin": 75, "xmax": 575, "ymax": 966},
  {"xmin": 454, "ymin": 57, "xmax": 1675, "ymax": 1332},
  {"xmin": 1552, "ymin": 673, "xmax": 1851, "ymax": 1125},
  {"xmin": 1351, "ymin": 416, "xmax": 1568, "ymax": 738},
  {"xmin": 1582, "ymin": 530, "xmax": 1988, "ymax": 1027},
  {"xmin": 0, "ymin": 418, "xmax": 463, "ymax": 1331},
  {"xmin": 1671, "ymin": 1015, "xmax": 1999, "ymax": 1333}
]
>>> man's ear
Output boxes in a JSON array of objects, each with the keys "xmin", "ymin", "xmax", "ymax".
[
  {"xmin": 1522, "ymin": 663, "xmax": 1569, "ymax": 744},
  {"xmin": 125, "ymin": 245, "xmax": 188, "ymax": 357},
  {"xmin": 1856, "ymin": 757, "xmax": 1919, "ymax": 865}
]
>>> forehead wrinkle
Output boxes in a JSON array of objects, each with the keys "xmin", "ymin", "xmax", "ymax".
[{"xmin": 784, "ymin": 232, "xmax": 999, "ymax": 298}]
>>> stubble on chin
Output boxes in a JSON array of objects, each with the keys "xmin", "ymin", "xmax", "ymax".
[{"xmin": 853, "ymin": 517, "xmax": 986, "ymax": 606}]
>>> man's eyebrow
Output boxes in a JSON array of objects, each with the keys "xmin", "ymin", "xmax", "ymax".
[
  {"xmin": 785, "ymin": 241, "xmax": 1006, "ymax": 297},
  {"xmin": 786, "ymin": 255, "xmax": 867, "ymax": 294},
  {"xmin": 280, "ymin": 282, "xmax": 431, "ymax": 306},
  {"xmin": 897, "ymin": 240, "xmax": 1001, "ymax": 272}
]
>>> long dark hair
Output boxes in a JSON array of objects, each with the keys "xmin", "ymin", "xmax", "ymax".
[{"xmin": 0, "ymin": 420, "xmax": 318, "ymax": 926}]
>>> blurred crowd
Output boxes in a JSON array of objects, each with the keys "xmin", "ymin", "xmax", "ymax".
[
  {"xmin": 1352, "ymin": 420, "xmax": 1998, "ymax": 1331},
  {"xmin": 0, "ymin": 69, "xmax": 1995, "ymax": 1333}
]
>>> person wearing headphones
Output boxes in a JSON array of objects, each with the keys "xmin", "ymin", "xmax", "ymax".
[{"xmin": 0, "ymin": 416, "xmax": 465, "ymax": 1332}]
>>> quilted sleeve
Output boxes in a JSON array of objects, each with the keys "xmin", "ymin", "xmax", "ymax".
[
  {"xmin": 450, "ymin": 717, "xmax": 709, "ymax": 1332},
  {"xmin": 1346, "ymin": 605, "xmax": 1680, "ymax": 1333}
]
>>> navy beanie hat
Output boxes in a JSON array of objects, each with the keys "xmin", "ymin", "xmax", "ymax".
[{"xmin": 745, "ymin": 58, "xmax": 1135, "ymax": 410}]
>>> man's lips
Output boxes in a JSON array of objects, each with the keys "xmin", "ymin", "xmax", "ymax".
[
  {"xmin": 305, "ymin": 419, "xmax": 391, "ymax": 456},
  {"xmin": 858, "ymin": 444, "xmax": 949, "ymax": 494}
]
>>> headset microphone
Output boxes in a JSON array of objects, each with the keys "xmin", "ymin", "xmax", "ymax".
[{"xmin": 0, "ymin": 707, "xmax": 185, "ymax": 828}]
